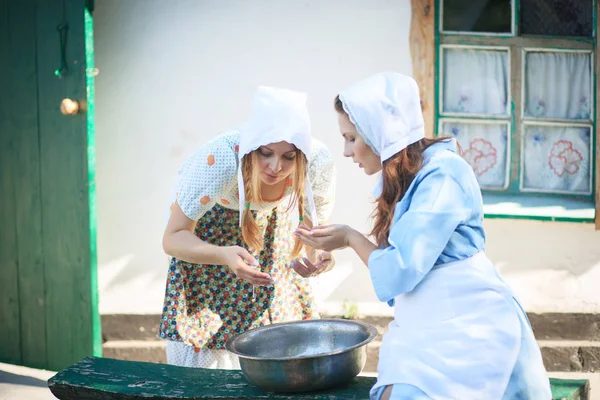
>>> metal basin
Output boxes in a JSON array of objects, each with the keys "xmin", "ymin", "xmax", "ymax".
[{"xmin": 225, "ymin": 318, "xmax": 378, "ymax": 393}]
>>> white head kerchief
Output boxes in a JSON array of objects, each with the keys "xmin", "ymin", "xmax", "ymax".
[
  {"xmin": 237, "ymin": 86, "xmax": 318, "ymax": 227},
  {"xmin": 338, "ymin": 72, "xmax": 425, "ymax": 163}
]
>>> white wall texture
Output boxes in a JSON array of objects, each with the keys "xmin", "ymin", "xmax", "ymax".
[{"xmin": 93, "ymin": 0, "xmax": 600, "ymax": 316}]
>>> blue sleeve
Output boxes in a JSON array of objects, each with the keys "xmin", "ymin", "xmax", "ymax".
[{"xmin": 368, "ymin": 167, "xmax": 472, "ymax": 304}]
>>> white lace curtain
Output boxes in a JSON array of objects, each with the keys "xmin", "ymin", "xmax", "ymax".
[
  {"xmin": 442, "ymin": 47, "xmax": 510, "ymax": 189},
  {"xmin": 443, "ymin": 48, "xmax": 509, "ymax": 116},
  {"xmin": 441, "ymin": 121, "xmax": 509, "ymax": 189},
  {"xmin": 442, "ymin": 47, "xmax": 592, "ymax": 194},
  {"xmin": 522, "ymin": 125, "xmax": 591, "ymax": 194},
  {"xmin": 522, "ymin": 52, "xmax": 592, "ymax": 193},
  {"xmin": 524, "ymin": 52, "xmax": 591, "ymax": 120}
]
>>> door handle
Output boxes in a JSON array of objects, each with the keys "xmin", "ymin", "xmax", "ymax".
[{"xmin": 60, "ymin": 98, "xmax": 86, "ymax": 115}]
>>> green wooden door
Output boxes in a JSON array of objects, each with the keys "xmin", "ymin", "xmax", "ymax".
[{"xmin": 0, "ymin": 0, "xmax": 100, "ymax": 371}]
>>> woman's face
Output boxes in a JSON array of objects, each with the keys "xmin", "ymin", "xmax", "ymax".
[
  {"xmin": 338, "ymin": 112, "xmax": 381, "ymax": 175},
  {"xmin": 256, "ymin": 141, "xmax": 298, "ymax": 185}
]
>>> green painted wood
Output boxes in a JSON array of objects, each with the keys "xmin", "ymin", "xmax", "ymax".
[
  {"xmin": 441, "ymin": 35, "xmax": 595, "ymax": 49},
  {"xmin": 484, "ymin": 213, "xmax": 593, "ymax": 223},
  {"xmin": 84, "ymin": 6, "xmax": 102, "ymax": 357},
  {"xmin": 9, "ymin": 0, "xmax": 48, "ymax": 369},
  {"xmin": 48, "ymin": 357, "xmax": 375, "ymax": 400},
  {"xmin": 47, "ymin": 357, "xmax": 589, "ymax": 400},
  {"xmin": 65, "ymin": 0, "xmax": 100, "ymax": 363},
  {"xmin": 35, "ymin": 0, "xmax": 71, "ymax": 371},
  {"xmin": 549, "ymin": 378, "xmax": 589, "ymax": 400},
  {"xmin": 594, "ymin": 0, "xmax": 599, "ymax": 228},
  {"xmin": 0, "ymin": 0, "xmax": 97, "ymax": 370},
  {"xmin": 36, "ymin": 0, "xmax": 96, "ymax": 371},
  {"xmin": 513, "ymin": 0, "xmax": 520, "ymax": 36},
  {"xmin": 0, "ymin": 0, "xmax": 22, "ymax": 366}
]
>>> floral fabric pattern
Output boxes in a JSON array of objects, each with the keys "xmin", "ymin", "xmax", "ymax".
[
  {"xmin": 523, "ymin": 125, "xmax": 591, "ymax": 193},
  {"xmin": 159, "ymin": 204, "xmax": 316, "ymax": 349},
  {"xmin": 442, "ymin": 121, "xmax": 509, "ymax": 189}
]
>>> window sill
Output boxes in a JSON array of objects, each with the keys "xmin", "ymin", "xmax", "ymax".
[{"xmin": 482, "ymin": 193, "xmax": 595, "ymax": 223}]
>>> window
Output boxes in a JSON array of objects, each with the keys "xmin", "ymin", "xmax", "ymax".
[{"xmin": 436, "ymin": 0, "xmax": 596, "ymax": 200}]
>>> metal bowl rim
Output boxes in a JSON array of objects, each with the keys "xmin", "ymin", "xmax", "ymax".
[{"xmin": 224, "ymin": 318, "xmax": 378, "ymax": 361}]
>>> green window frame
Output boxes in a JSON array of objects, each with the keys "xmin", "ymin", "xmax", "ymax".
[{"xmin": 434, "ymin": 0, "xmax": 597, "ymax": 204}]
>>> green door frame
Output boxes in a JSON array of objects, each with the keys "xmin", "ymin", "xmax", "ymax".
[{"xmin": 0, "ymin": 0, "xmax": 101, "ymax": 371}]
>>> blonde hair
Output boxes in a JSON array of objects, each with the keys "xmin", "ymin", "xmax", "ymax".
[{"xmin": 241, "ymin": 149, "xmax": 309, "ymax": 258}]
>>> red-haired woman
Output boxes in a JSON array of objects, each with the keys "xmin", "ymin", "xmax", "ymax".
[{"xmin": 295, "ymin": 73, "xmax": 550, "ymax": 400}]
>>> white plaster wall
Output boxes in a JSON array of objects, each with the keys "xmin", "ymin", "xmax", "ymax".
[
  {"xmin": 94, "ymin": 0, "xmax": 600, "ymax": 316},
  {"xmin": 94, "ymin": 0, "xmax": 413, "ymax": 314},
  {"xmin": 484, "ymin": 219, "xmax": 600, "ymax": 314}
]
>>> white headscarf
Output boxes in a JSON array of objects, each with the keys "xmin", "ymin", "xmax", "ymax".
[
  {"xmin": 237, "ymin": 86, "xmax": 318, "ymax": 226},
  {"xmin": 338, "ymin": 72, "xmax": 425, "ymax": 162}
]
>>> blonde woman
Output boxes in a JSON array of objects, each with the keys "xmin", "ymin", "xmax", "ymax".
[{"xmin": 160, "ymin": 86, "xmax": 336, "ymax": 369}]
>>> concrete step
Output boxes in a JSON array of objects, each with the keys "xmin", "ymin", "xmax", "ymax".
[
  {"xmin": 101, "ymin": 314, "xmax": 161, "ymax": 342},
  {"xmin": 100, "ymin": 313, "xmax": 600, "ymax": 374},
  {"xmin": 365, "ymin": 341, "xmax": 380, "ymax": 374},
  {"xmin": 102, "ymin": 340, "xmax": 166, "ymax": 364},
  {"xmin": 101, "ymin": 313, "xmax": 600, "ymax": 342},
  {"xmin": 529, "ymin": 314, "xmax": 600, "ymax": 341},
  {"xmin": 365, "ymin": 340, "xmax": 600, "ymax": 374},
  {"xmin": 350, "ymin": 314, "xmax": 600, "ymax": 342},
  {"xmin": 539, "ymin": 341, "xmax": 600, "ymax": 373},
  {"xmin": 101, "ymin": 338, "xmax": 600, "ymax": 374}
]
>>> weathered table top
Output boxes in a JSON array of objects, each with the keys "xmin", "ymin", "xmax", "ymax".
[
  {"xmin": 48, "ymin": 356, "xmax": 375, "ymax": 399},
  {"xmin": 47, "ymin": 356, "xmax": 589, "ymax": 400}
]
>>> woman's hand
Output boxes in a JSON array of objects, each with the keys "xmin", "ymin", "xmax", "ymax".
[
  {"xmin": 294, "ymin": 225, "xmax": 353, "ymax": 252},
  {"xmin": 292, "ymin": 250, "xmax": 335, "ymax": 278},
  {"xmin": 220, "ymin": 246, "xmax": 273, "ymax": 286}
]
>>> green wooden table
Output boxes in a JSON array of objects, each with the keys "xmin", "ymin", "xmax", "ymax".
[{"xmin": 47, "ymin": 357, "xmax": 589, "ymax": 400}]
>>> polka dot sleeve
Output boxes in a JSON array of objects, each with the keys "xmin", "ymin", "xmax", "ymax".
[
  {"xmin": 175, "ymin": 135, "xmax": 238, "ymax": 221},
  {"xmin": 305, "ymin": 140, "xmax": 337, "ymax": 224}
]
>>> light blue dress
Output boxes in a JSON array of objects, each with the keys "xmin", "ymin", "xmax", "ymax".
[{"xmin": 369, "ymin": 139, "xmax": 551, "ymax": 400}]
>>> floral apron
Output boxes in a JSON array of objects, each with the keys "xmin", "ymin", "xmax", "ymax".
[{"xmin": 159, "ymin": 203, "xmax": 317, "ymax": 350}]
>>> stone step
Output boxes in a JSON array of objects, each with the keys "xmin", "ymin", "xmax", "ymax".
[
  {"xmin": 101, "ymin": 338, "xmax": 600, "ymax": 374},
  {"xmin": 539, "ymin": 341, "xmax": 600, "ymax": 373},
  {"xmin": 101, "ymin": 314, "xmax": 161, "ymax": 342},
  {"xmin": 102, "ymin": 340, "xmax": 166, "ymax": 364},
  {"xmin": 365, "ymin": 340, "xmax": 600, "ymax": 374},
  {"xmin": 354, "ymin": 314, "xmax": 600, "ymax": 342},
  {"xmin": 529, "ymin": 314, "xmax": 600, "ymax": 341},
  {"xmin": 100, "ymin": 313, "xmax": 600, "ymax": 342}
]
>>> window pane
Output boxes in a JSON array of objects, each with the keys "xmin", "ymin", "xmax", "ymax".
[
  {"xmin": 441, "ymin": 121, "xmax": 509, "ymax": 188},
  {"xmin": 520, "ymin": 0, "xmax": 593, "ymax": 37},
  {"xmin": 442, "ymin": 0, "xmax": 512, "ymax": 33},
  {"xmin": 524, "ymin": 52, "xmax": 592, "ymax": 120},
  {"xmin": 442, "ymin": 48, "xmax": 509, "ymax": 116},
  {"xmin": 522, "ymin": 125, "xmax": 592, "ymax": 194}
]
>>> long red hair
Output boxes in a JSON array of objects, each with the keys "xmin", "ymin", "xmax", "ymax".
[{"xmin": 334, "ymin": 95, "xmax": 454, "ymax": 247}]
